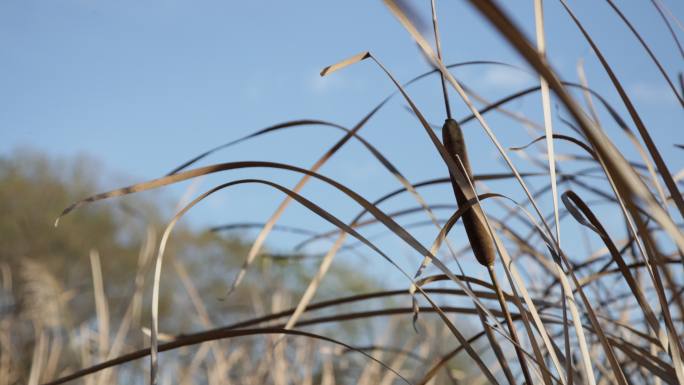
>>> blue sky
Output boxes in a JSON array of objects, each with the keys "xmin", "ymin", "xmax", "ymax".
[{"xmin": 2, "ymin": 1, "xmax": 683, "ymax": 282}]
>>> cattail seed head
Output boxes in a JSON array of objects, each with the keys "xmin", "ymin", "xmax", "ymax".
[{"xmin": 441, "ymin": 118, "xmax": 496, "ymax": 267}]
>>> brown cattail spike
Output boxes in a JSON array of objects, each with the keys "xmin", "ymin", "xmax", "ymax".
[{"xmin": 441, "ymin": 118, "xmax": 496, "ymax": 267}]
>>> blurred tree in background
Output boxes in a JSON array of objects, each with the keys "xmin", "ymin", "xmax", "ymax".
[{"xmin": 1, "ymin": 150, "xmax": 416, "ymax": 385}]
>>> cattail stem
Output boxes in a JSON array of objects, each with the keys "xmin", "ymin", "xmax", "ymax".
[
  {"xmin": 477, "ymin": 308, "xmax": 518, "ymax": 385},
  {"xmin": 430, "ymin": 0, "xmax": 452, "ymax": 119},
  {"xmin": 488, "ymin": 265, "xmax": 534, "ymax": 385}
]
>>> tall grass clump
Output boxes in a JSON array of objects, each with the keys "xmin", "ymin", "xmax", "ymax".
[{"xmin": 35, "ymin": 1, "xmax": 684, "ymax": 384}]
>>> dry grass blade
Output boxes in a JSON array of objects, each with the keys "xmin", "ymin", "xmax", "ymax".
[
  {"xmin": 561, "ymin": 190, "xmax": 665, "ymax": 345},
  {"xmin": 577, "ymin": 58, "xmax": 602, "ymax": 127},
  {"xmin": 172, "ymin": 256, "xmax": 228, "ymax": 380},
  {"xmin": 88, "ymin": 250, "xmax": 109, "ymax": 360},
  {"xmin": 382, "ymin": 0, "xmax": 555, "ymax": 241},
  {"xmin": 604, "ymin": 0, "xmax": 684, "ymax": 107},
  {"xmin": 282, "ymin": 234, "xmax": 346, "ymax": 331},
  {"xmin": 533, "ymin": 0, "xmax": 562, "ymax": 252},
  {"xmin": 381, "ymin": 2, "xmax": 579, "ymax": 381},
  {"xmin": 295, "ymin": 203, "xmax": 457, "ymax": 250},
  {"xmin": 31, "ymin": 2, "xmax": 684, "ymax": 385},
  {"xmin": 465, "ymin": 0, "xmax": 684, "ymax": 253},
  {"xmin": 42, "ymin": 327, "xmax": 411, "ymax": 385},
  {"xmin": 210, "ymin": 222, "xmax": 318, "ymax": 237},
  {"xmin": 534, "ymin": 31, "xmax": 572, "ymax": 383},
  {"xmin": 28, "ymin": 330, "xmax": 47, "ymax": 385},
  {"xmin": 54, "ymin": 161, "xmax": 471, "ymax": 293},
  {"xmin": 342, "ymin": 345, "xmax": 426, "ymax": 363},
  {"xmin": 167, "ymin": 116, "xmax": 407, "ymax": 178},
  {"xmin": 555, "ymin": 2, "xmax": 684, "ymax": 381},
  {"xmin": 157, "ymin": 175, "xmax": 501, "ymax": 382},
  {"xmin": 293, "ymin": 173, "xmax": 548, "ymax": 251},
  {"xmin": 650, "ymin": 0, "xmax": 684, "ymax": 58},
  {"xmin": 321, "ymin": 51, "xmax": 521, "ymax": 344},
  {"xmin": 416, "ymin": 330, "xmax": 487, "ymax": 385},
  {"xmin": 98, "ymin": 227, "xmax": 155, "ymax": 385},
  {"xmin": 223, "ymin": 99, "xmax": 388, "ymax": 301},
  {"xmin": 441, "ymin": 113, "xmax": 537, "ymax": 382},
  {"xmin": 430, "ymin": 0, "xmax": 451, "ymax": 119},
  {"xmin": 376, "ymin": 19, "xmax": 589, "ymax": 383},
  {"xmin": 320, "ymin": 51, "xmax": 370, "ymax": 76},
  {"xmin": 510, "ymin": 134, "xmax": 597, "ymax": 159},
  {"xmin": 556, "ymin": 0, "xmax": 684, "ymax": 234},
  {"xmin": 197, "ymin": 285, "xmax": 521, "ymax": 331},
  {"xmin": 320, "ymin": 51, "xmax": 489, "ymax": 226},
  {"xmin": 458, "ymin": 156, "xmax": 552, "ymax": 385},
  {"xmin": 576, "ymin": 59, "xmax": 669, "ymax": 207},
  {"xmin": 168, "ymin": 120, "xmax": 345, "ymax": 175},
  {"xmin": 460, "ymin": 3, "xmax": 684, "ymax": 382}
]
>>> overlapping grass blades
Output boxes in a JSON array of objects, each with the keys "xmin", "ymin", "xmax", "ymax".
[{"xmin": 46, "ymin": 1, "xmax": 683, "ymax": 384}]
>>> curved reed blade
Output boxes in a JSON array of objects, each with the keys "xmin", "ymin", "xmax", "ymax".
[
  {"xmin": 467, "ymin": 0, "xmax": 684, "ymax": 252},
  {"xmin": 322, "ymin": 53, "xmax": 524, "ymax": 343},
  {"xmin": 42, "ymin": 328, "xmax": 411, "ymax": 385},
  {"xmin": 556, "ymin": 0, "xmax": 684, "ymax": 231},
  {"xmin": 554, "ymin": 3, "xmax": 684, "ymax": 382},
  {"xmin": 222, "ymin": 92, "xmax": 389, "ymax": 300},
  {"xmin": 320, "ymin": 52, "xmax": 371, "ymax": 77},
  {"xmin": 429, "ymin": 0, "xmax": 451, "ymax": 120},
  {"xmin": 382, "ymin": 2, "xmax": 576, "ymax": 381},
  {"xmin": 651, "ymin": 0, "xmax": 684, "ymax": 58},
  {"xmin": 210, "ymin": 222, "xmax": 319, "ymax": 237},
  {"xmin": 181, "ymin": 178, "xmax": 502, "ymax": 383},
  {"xmin": 55, "ymin": 161, "xmax": 475, "ymax": 303},
  {"xmin": 321, "ymin": 51, "xmax": 490, "ymax": 221},
  {"xmin": 382, "ymin": 0, "xmax": 556, "ymax": 241},
  {"xmin": 63, "ymin": 149, "xmax": 514, "ymax": 381},
  {"xmin": 533, "ymin": 0, "xmax": 562, "ymax": 267},
  {"xmin": 650, "ymin": 0, "xmax": 684, "ymax": 59},
  {"xmin": 38, "ymin": 3, "xmax": 684, "ymax": 385},
  {"xmin": 510, "ymin": 134, "xmax": 597, "ymax": 159},
  {"xmin": 416, "ymin": 330, "xmax": 487, "ymax": 385},
  {"xmin": 462, "ymin": 2, "xmax": 684, "ymax": 383},
  {"xmin": 168, "ymin": 120, "xmax": 344, "ymax": 175},
  {"xmin": 561, "ymin": 190, "xmax": 665, "ymax": 344},
  {"xmin": 604, "ymin": 0, "xmax": 684, "ymax": 107},
  {"xmin": 293, "ymin": 171, "xmax": 549, "ymax": 252},
  {"xmin": 168, "ymin": 60, "xmax": 522, "ymax": 179},
  {"xmin": 577, "ymin": 60, "xmax": 670, "ymax": 208},
  {"xmin": 376, "ymin": 21, "xmax": 581, "ymax": 383},
  {"xmin": 294, "ymin": 203, "xmax": 456, "ymax": 251}
]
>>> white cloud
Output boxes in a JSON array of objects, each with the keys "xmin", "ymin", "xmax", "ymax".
[{"xmin": 481, "ymin": 66, "xmax": 534, "ymax": 89}]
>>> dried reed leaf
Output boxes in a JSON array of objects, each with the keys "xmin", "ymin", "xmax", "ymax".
[{"xmin": 604, "ymin": 0, "xmax": 683, "ymax": 107}]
